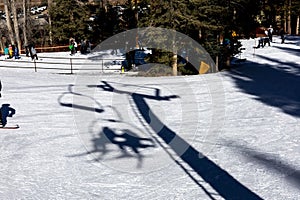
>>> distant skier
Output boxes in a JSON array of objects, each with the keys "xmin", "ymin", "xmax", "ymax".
[
  {"xmin": 14, "ymin": 44, "xmax": 21, "ymax": 59},
  {"xmin": 255, "ymin": 37, "xmax": 270, "ymax": 48},
  {"xmin": 0, "ymin": 104, "xmax": 15, "ymax": 127},
  {"xmin": 69, "ymin": 40, "xmax": 75, "ymax": 55},
  {"xmin": 4, "ymin": 46, "xmax": 9, "ymax": 59},
  {"xmin": 28, "ymin": 44, "xmax": 38, "ymax": 60},
  {"xmin": 80, "ymin": 40, "xmax": 86, "ymax": 54},
  {"xmin": 267, "ymin": 25, "xmax": 273, "ymax": 42},
  {"xmin": 280, "ymin": 28, "xmax": 285, "ymax": 44},
  {"xmin": 8, "ymin": 44, "xmax": 13, "ymax": 59},
  {"xmin": 86, "ymin": 40, "xmax": 91, "ymax": 53},
  {"xmin": 25, "ymin": 45, "xmax": 30, "ymax": 57},
  {"xmin": 0, "ymin": 83, "xmax": 19, "ymax": 129},
  {"xmin": 74, "ymin": 40, "xmax": 78, "ymax": 53}
]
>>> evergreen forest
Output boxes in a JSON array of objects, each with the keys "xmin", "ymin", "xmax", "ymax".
[{"xmin": 1, "ymin": 0, "xmax": 300, "ymax": 71}]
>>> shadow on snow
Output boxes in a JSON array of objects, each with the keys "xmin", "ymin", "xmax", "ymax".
[
  {"xmin": 59, "ymin": 81, "xmax": 262, "ymax": 199},
  {"xmin": 272, "ymin": 45, "xmax": 300, "ymax": 57},
  {"xmin": 226, "ymin": 57, "xmax": 300, "ymax": 117},
  {"xmin": 224, "ymin": 141, "xmax": 300, "ymax": 189},
  {"xmin": 91, "ymin": 126, "xmax": 155, "ymax": 168},
  {"xmin": 91, "ymin": 81, "xmax": 261, "ymax": 200}
]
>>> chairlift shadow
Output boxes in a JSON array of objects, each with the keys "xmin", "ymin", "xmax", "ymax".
[
  {"xmin": 94, "ymin": 81, "xmax": 262, "ymax": 199},
  {"xmin": 58, "ymin": 84, "xmax": 104, "ymax": 113}
]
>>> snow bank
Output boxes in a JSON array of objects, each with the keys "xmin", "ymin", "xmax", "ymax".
[{"xmin": 0, "ymin": 35, "xmax": 299, "ymax": 199}]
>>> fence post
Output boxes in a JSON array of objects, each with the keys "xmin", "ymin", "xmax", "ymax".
[
  {"xmin": 70, "ymin": 58, "xmax": 73, "ymax": 74},
  {"xmin": 102, "ymin": 59, "xmax": 104, "ymax": 73},
  {"xmin": 34, "ymin": 58, "xmax": 37, "ymax": 72}
]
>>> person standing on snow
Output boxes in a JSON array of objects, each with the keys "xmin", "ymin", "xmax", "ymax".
[
  {"xmin": 80, "ymin": 40, "xmax": 86, "ymax": 54},
  {"xmin": 25, "ymin": 45, "xmax": 30, "ymax": 57},
  {"xmin": 267, "ymin": 25, "xmax": 273, "ymax": 42},
  {"xmin": 0, "ymin": 82, "xmax": 18, "ymax": 129},
  {"xmin": 0, "ymin": 104, "xmax": 15, "ymax": 127},
  {"xmin": 4, "ymin": 46, "xmax": 9, "ymax": 59},
  {"xmin": 8, "ymin": 44, "xmax": 13, "ymax": 59},
  {"xmin": 280, "ymin": 28, "xmax": 285, "ymax": 44},
  {"xmin": 74, "ymin": 40, "xmax": 78, "ymax": 53},
  {"xmin": 69, "ymin": 40, "xmax": 75, "ymax": 55},
  {"xmin": 14, "ymin": 43, "xmax": 21, "ymax": 59},
  {"xmin": 29, "ymin": 44, "xmax": 38, "ymax": 60}
]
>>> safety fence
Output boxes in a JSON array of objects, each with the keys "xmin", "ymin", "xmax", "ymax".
[
  {"xmin": 18, "ymin": 44, "xmax": 95, "ymax": 54},
  {"xmin": 0, "ymin": 55, "xmax": 125, "ymax": 74}
]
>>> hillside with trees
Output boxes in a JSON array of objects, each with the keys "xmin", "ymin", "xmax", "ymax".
[{"xmin": 0, "ymin": 0, "xmax": 299, "ymax": 71}]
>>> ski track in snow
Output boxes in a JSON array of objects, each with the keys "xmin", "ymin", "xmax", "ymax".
[{"xmin": 0, "ymin": 36, "xmax": 299, "ymax": 199}]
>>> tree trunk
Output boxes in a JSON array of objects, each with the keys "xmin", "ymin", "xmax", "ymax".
[
  {"xmin": 23, "ymin": 0, "xmax": 28, "ymax": 47},
  {"xmin": 0, "ymin": 35, "xmax": 4, "ymax": 53},
  {"xmin": 296, "ymin": 15, "xmax": 300, "ymax": 35},
  {"xmin": 172, "ymin": 53, "xmax": 178, "ymax": 76},
  {"xmin": 48, "ymin": 0, "xmax": 53, "ymax": 45},
  {"xmin": 11, "ymin": 0, "xmax": 22, "ymax": 51},
  {"xmin": 4, "ymin": 0, "xmax": 15, "ymax": 45},
  {"xmin": 284, "ymin": 9, "xmax": 287, "ymax": 32},
  {"xmin": 134, "ymin": 0, "xmax": 139, "ymax": 48},
  {"xmin": 171, "ymin": 29, "xmax": 177, "ymax": 76},
  {"xmin": 287, "ymin": 0, "xmax": 292, "ymax": 34}
]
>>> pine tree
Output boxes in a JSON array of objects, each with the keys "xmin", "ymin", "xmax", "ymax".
[
  {"xmin": 49, "ymin": 0, "xmax": 89, "ymax": 44},
  {"xmin": 139, "ymin": 0, "xmax": 242, "ymax": 72},
  {"xmin": 138, "ymin": 0, "xmax": 211, "ymax": 75}
]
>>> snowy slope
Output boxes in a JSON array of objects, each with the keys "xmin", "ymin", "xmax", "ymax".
[{"xmin": 0, "ymin": 36, "xmax": 299, "ymax": 199}]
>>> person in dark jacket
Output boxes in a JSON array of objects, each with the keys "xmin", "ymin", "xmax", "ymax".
[
  {"xmin": 280, "ymin": 28, "xmax": 285, "ymax": 44},
  {"xmin": 14, "ymin": 44, "xmax": 21, "ymax": 59},
  {"xmin": 28, "ymin": 44, "xmax": 38, "ymax": 60},
  {"xmin": 25, "ymin": 45, "xmax": 30, "ymax": 57},
  {"xmin": 0, "ymin": 104, "xmax": 16, "ymax": 127},
  {"xmin": 267, "ymin": 25, "xmax": 273, "ymax": 42}
]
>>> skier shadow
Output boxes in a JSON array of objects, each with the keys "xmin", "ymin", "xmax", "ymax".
[
  {"xmin": 0, "ymin": 104, "xmax": 16, "ymax": 126},
  {"xmin": 91, "ymin": 126, "xmax": 155, "ymax": 168},
  {"xmin": 91, "ymin": 81, "xmax": 262, "ymax": 200},
  {"xmin": 226, "ymin": 58, "xmax": 300, "ymax": 117}
]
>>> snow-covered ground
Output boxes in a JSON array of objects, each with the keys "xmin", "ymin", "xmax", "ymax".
[{"xmin": 0, "ymin": 35, "xmax": 299, "ymax": 199}]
